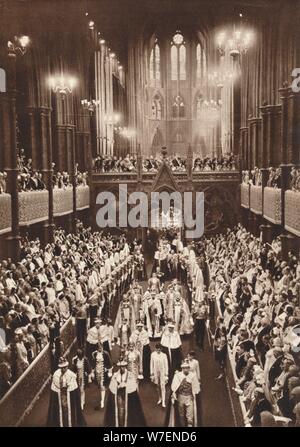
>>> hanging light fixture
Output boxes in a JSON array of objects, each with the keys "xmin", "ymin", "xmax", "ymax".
[
  {"xmin": 81, "ymin": 99, "xmax": 99, "ymax": 113},
  {"xmin": 7, "ymin": 35, "xmax": 30, "ymax": 57},
  {"xmin": 216, "ymin": 13, "xmax": 254, "ymax": 57},
  {"xmin": 48, "ymin": 74, "xmax": 77, "ymax": 95},
  {"xmin": 208, "ymin": 70, "xmax": 235, "ymax": 88}
]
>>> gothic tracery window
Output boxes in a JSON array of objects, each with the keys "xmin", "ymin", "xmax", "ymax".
[
  {"xmin": 151, "ymin": 94, "xmax": 163, "ymax": 120},
  {"xmin": 171, "ymin": 32, "xmax": 186, "ymax": 81},
  {"xmin": 172, "ymin": 94, "xmax": 185, "ymax": 118},
  {"xmin": 195, "ymin": 93, "xmax": 203, "ymax": 120},
  {"xmin": 196, "ymin": 43, "xmax": 206, "ymax": 82},
  {"xmin": 150, "ymin": 42, "xmax": 160, "ymax": 83}
]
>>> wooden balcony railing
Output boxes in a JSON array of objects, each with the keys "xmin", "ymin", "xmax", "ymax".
[
  {"xmin": 0, "ymin": 193, "xmax": 12, "ymax": 234},
  {"xmin": 76, "ymin": 185, "xmax": 90, "ymax": 210},
  {"xmin": 250, "ymin": 185, "xmax": 263, "ymax": 214},
  {"xmin": 53, "ymin": 187, "xmax": 73, "ymax": 216},
  {"xmin": 285, "ymin": 190, "xmax": 300, "ymax": 237},
  {"xmin": 241, "ymin": 184, "xmax": 250, "ymax": 208},
  {"xmin": 263, "ymin": 187, "xmax": 282, "ymax": 225},
  {"xmin": 0, "ymin": 187, "xmax": 90, "ymax": 233},
  {"xmin": 240, "ymin": 183, "xmax": 300, "ymax": 238},
  {"xmin": 19, "ymin": 190, "xmax": 49, "ymax": 226}
]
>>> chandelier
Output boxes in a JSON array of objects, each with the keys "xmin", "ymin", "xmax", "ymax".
[
  {"xmin": 104, "ymin": 113, "xmax": 121, "ymax": 125},
  {"xmin": 7, "ymin": 35, "xmax": 30, "ymax": 57},
  {"xmin": 120, "ymin": 127, "xmax": 136, "ymax": 139},
  {"xmin": 217, "ymin": 28, "xmax": 253, "ymax": 57},
  {"xmin": 208, "ymin": 70, "xmax": 235, "ymax": 88},
  {"xmin": 81, "ymin": 99, "xmax": 99, "ymax": 113},
  {"xmin": 49, "ymin": 75, "xmax": 77, "ymax": 95},
  {"xmin": 201, "ymin": 99, "xmax": 222, "ymax": 110}
]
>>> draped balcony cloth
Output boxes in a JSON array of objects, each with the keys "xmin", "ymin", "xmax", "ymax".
[
  {"xmin": 19, "ymin": 190, "xmax": 49, "ymax": 226},
  {"xmin": 53, "ymin": 187, "xmax": 73, "ymax": 217},
  {"xmin": 263, "ymin": 187, "xmax": 282, "ymax": 225},
  {"xmin": 285, "ymin": 190, "xmax": 300, "ymax": 237},
  {"xmin": 240, "ymin": 184, "xmax": 250, "ymax": 208},
  {"xmin": 0, "ymin": 188, "xmax": 89, "ymax": 232},
  {"xmin": 0, "ymin": 193, "xmax": 12, "ymax": 234},
  {"xmin": 250, "ymin": 185, "xmax": 263, "ymax": 215},
  {"xmin": 76, "ymin": 185, "xmax": 90, "ymax": 210}
]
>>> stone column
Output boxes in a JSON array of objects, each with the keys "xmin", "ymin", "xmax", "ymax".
[
  {"xmin": 287, "ymin": 88, "xmax": 300, "ymax": 165},
  {"xmin": 248, "ymin": 116, "xmax": 262, "ymax": 168},
  {"xmin": 39, "ymin": 106, "xmax": 54, "ymax": 244},
  {"xmin": 240, "ymin": 126, "xmax": 248, "ymax": 170},
  {"xmin": 2, "ymin": 53, "xmax": 20, "ymax": 260}
]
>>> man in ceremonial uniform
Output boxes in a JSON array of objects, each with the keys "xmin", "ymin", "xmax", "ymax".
[
  {"xmin": 86, "ymin": 318, "xmax": 101, "ymax": 365},
  {"xmin": 47, "ymin": 357, "xmax": 86, "ymax": 427},
  {"xmin": 104, "ymin": 359, "xmax": 146, "ymax": 427},
  {"xmin": 74, "ymin": 300, "xmax": 88, "ymax": 349},
  {"xmin": 72, "ymin": 349, "xmax": 91, "ymax": 410},
  {"xmin": 166, "ymin": 360, "xmax": 201, "ymax": 427},
  {"xmin": 161, "ymin": 321, "xmax": 183, "ymax": 378},
  {"xmin": 92, "ymin": 342, "xmax": 112, "ymax": 409},
  {"xmin": 150, "ymin": 343, "xmax": 169, "ymax": 407},
  {"xmin": 193, "ymin": 299, "xmax": 209, "ymax": 351},
  {"xmin": 130, "ymin": 321, "xmax": 151, "ymax": 379},
  {"xmin": 148, "ymin": 272, "xmax": 161, "ymax": 293}
]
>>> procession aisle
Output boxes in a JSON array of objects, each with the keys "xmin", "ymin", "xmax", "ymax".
[
  {"xmin": 21, "ymin": 333, "xmax": 235, "ymax": 427},
  {"xmin": 21, "ymin": 278, "xmax": 236, "ymax": 427}
]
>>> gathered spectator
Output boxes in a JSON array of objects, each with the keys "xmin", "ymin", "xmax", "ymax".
[
  {"xmin": 290, "ymin": 167, "xmax": 300, "ymax": 192},
  {"xmin": 93, "ymin": 154, "xmax": 137, "ymax": 173},
  {"xmin": 0, "ymin": 220, "xmax": 133, "ymax": 397},
  {"xmin": 199, "ymin": 225, "xmax": 300, "ymax": 426},
  {"xmin": 267, "ymin": 167, "xmax": 282, "ymax": 188},
  {"xmin": 193, "ymin": 153, "xmax": 236, "ymax": 171},
  {"xmin": 17, "ymin": 150, "xmax": 46, "ymax": 192}
]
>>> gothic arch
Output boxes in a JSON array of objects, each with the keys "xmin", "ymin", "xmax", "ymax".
[
  {"xmin": 151, "ymin": 126, "xmax": 164, "ymax": 155},
  {"xmin": 151, "ymin": 93, "xmax": 163, "ymax": 120},
  {"xmin": 172, "ymin": 94, "xmax": 186, "ymax": 118}
]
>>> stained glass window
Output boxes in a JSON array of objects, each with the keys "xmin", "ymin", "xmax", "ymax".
[
  {"xmin": 171, "ymin": 32, "xmax": 186, "ymax": 81},
  {"xmin": 150, "ymin": 42, "xmax": 160, "ymax": 82},
  {"xmin": 196, "ymin": 43, "xmax": 207, "ymax": 82},
  {"xmin": 172, "ymin": 95, "xmax": 185, "ymax": 118},
  {"xmin": 151, "ymin": 94, "xmax": 162, "ymax": 120}
]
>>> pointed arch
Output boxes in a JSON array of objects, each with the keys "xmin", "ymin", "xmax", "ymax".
[
  {"xmin": 172, "ymin": 94, "xmax": 185, "ymax": 118},
  {"xmin": 149, "ymin": 39, "xmax": 160, "ymax": 84},
  {"xmin": 155, "ymin": 43, "xmax": 160, "ymax": 81},
  {"xmin": 151, "ymin": 93, "xmax": 163, "ymax": 120},
  {"xmin": 149, "ymin": 48, "xmax": 154, "ymax": 81},
  {"xmin": 196, "ymin": 41, "xmax": 207, "ymax": 82},
  {"xmin": 179, "ymin": 45, "xmax": 186, "ymax": 80},
  {"xmin": 171, "ymin": 45, "xmax": 178, "ymax": 81},
  {"xmin": 195, "ymin": 92, "xmax": 203, "ymax": 119}
]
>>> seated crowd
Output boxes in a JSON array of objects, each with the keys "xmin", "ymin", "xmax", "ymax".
[
  {"xmin": 15, "ymin": 150, "xmax": 88, "ymax": 192},
  {"xmin": 242, "ymin": 166, "xmax": 300, "ymax": 192},
  {"xmin": 93, "ymin": 152, "xmax": 237, "ymax": 174},
  {"xmin": 242, "ymin": 167, "xmax": 262, "ymax": 186},
  {"xmin": 193, "ymin": 154, "xmax": 237, "ymax": 171},
  {"xmin": 202, "ymin": 225, "xmax": 300, "ymax": 426},
  {"xmin": 52, "ymin": 163, "xmax": 88, "ymax": 189},
  {"xmin": 290, "ymin": 167, "xmax": 300, "ymax": 192},
  {"xmin": 0, "ymin": 221, "xmax": 132, "ymax": 398},
  {"xmin": 17, "ymin": 150, "xmax": 46, "ymax": 192},
  {"xmin": 93, "ymin": 155, "xmax": 137, "ymax": 173},
  {"xmin": 267, "ymin": 167, "xmax": 282, "ymax": 188}
]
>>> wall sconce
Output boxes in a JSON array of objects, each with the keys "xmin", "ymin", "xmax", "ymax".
[{"xmin": 7, "ymin": 35, "xmax": 30, "ymax": 57}]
